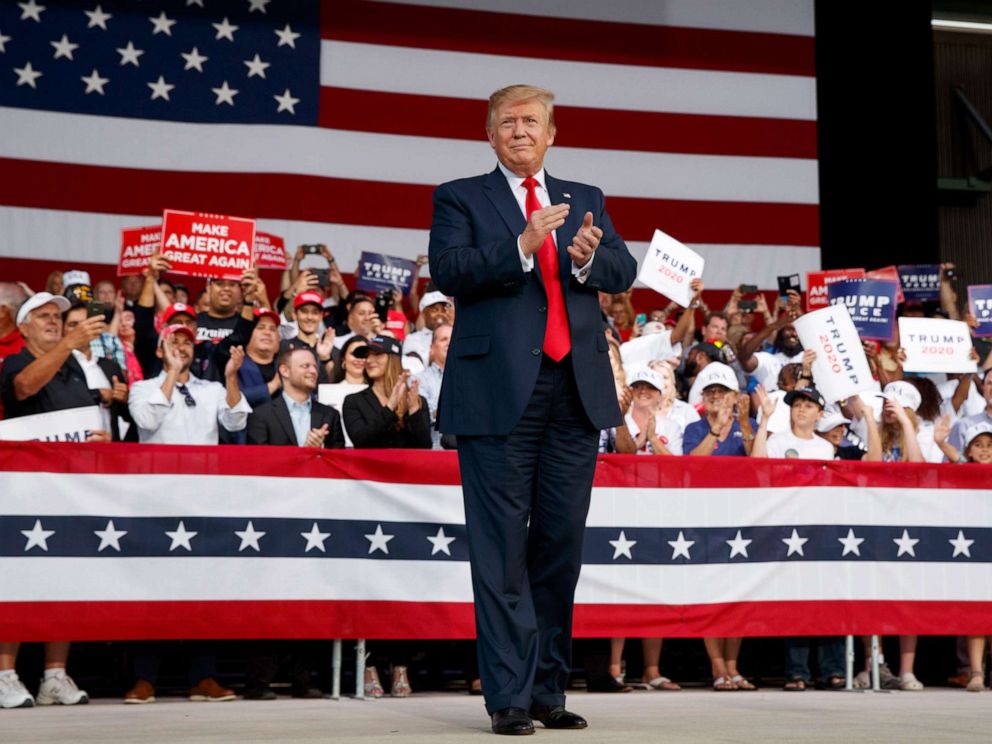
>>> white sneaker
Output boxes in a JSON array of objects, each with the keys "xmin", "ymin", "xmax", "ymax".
[
  {"xmin": 36, "ymin": 673, "xmax": 89, "ymax": 705},
  {"xmin": 852, "ymin": 670, "xmax": 870, "ymax": 689},
  {"xmin": 899, "ymin": 672, "xmax": 924, "ymax": 691},
  {"xmin": 0, "ymin": 673, "xmax": 34, "ymax": 708}
]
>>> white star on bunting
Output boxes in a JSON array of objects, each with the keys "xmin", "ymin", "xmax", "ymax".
[
  {"xmin": 211, "ymin": 80, "xmax": 238, "ymax": 105},
  {"xmin": 243, "ymin": 53, "xmax": 270, "ymax": 79},
  {"xmin": 84, "ymin": 5, "xmax": 111, "ymax": 30},
  {"xmin": 117, "ymin": 41, "xmax": 143, "ymax": 67},
  {"xmin": 365, "ymin": 524, "xmax": 394, "ymax": 555},
  {"xmin": 427, "ymin": 526, "xmax": 456, "ymax": 556},
  {"xmin": 274, "ymin": 88, "xmax": 299, "ymax": 114},
  {"xmin": 838, "ymin": 528, "xmax": 865, "ymax": 557},
  {"xmin": 14, "ymin": 61, "xmax": 42, "ymax": 88},
  {"xmin": 19, "ymin": 1, "xmax": 45, "ymax": 23},
  {"xmin": 949, "ymin": 530, "xmax": 975, "ymax": 558},
  {"xmin": 181, "ymin": 47, "xmax": 208, "ymax": 72},
  {"xmin": 94, "ymin": 519, "xmax": 127, "ymax": 552},
  {"xmin": 248, "ymin": 0, "xmax": 271, "ymax": 13},
  {"xmin": 186, "ymin": 0, "xmax": 204, "ymax": 6},
  {"xmin": 668, "ymin": 530, "xmax": 694, "ymax": 560},
  {"xmin": 0, "ymin": 31, "xmax": 10, "ymax": 53},
  {"xmin": 148, "ymin": 75, "xmax": 174, "ymax": 101},
  {"xmin": 213, "ymin": 17, "xmax": 239, "ymax": 42},
  {"xmin": 165, "ymin": 521, "xmax": 197, "ymax": 551},
  {"xmin": 726, "ymin": 529, "xmax": 752, "ymax": 559},
  {"xmin": 50, "ymin": 34, "xmax": 79, "ymax": 61},
  {"xmin": 893, "ymin": 529, "xmax": 919, "ymax": 558},
  {"xmin": 149, "ymin": 11, "xmax": 177, "ymax": 36},
  {"xmin": 21, "ymin": 519, "xmax": 55, "ymax": 551},
  {"xmin": 300, "ymin": 522, "xmax": 331, "ymax": 553},
  {"xmin": 235, "ymin": 520, "xmax": 266, "ymax": 552},
  {"xmin": 781, "ymin": 528, "xmax": 808, "ymax": 557},
  {"xmin": 609, "ymin": 530, "xmax": 636, "ymax": 560},
  {"xmin": 275, "ymin": 24, "xmax": 300, "ymax": 48}
]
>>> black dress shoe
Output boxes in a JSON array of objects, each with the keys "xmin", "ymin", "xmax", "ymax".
[
  {"xmin": 586, "ymin": 675, "xmax": 633, "ymax": 693},
  {"xmin": 529, "ymin": 705, "xmax": 588, "ymax": 729},
  {"xmin": 243, "ymin": 688, "xmax": 278, "ymax": 701},
  {"xmin": 491, "ymin": 707, "xmax": 534, "ymax": 735}
]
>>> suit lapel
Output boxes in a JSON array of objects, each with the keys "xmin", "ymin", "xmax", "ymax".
[
  {"xmin": 483, "ymin": 167, "xmax": 527, "ymax": 239},
  {"xmin": 545, "ymin": 172, "xmax": 577, "ymax": 290},
  {"xmin": 273, "ymin": 396, "xmax": 299, "ymax": 445}
]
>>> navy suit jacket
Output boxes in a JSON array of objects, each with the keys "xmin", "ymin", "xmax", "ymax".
[{"xmin": 428, "ymin": 167, "xmax": 637, "ymax": 436}]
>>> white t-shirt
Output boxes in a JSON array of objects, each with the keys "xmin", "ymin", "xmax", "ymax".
[
  {"xmin": 623, "ymin": 411, "xmax": 684, "ymax": 455},
  {"xmin": 750, "ymin": 349, "xmax": 803, "ymax": 392},
  {"xmin": 766, "ymin": 429, "xmax": 834, "ymax": 460}
]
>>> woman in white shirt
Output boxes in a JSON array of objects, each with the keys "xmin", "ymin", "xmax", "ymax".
[{"xmin": 615, "ymin": 367, "xmax": 683, "ymax": 456}]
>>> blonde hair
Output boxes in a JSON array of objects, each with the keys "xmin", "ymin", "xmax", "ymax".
[
  {"xmin": 487, "ymin": 85, "xmax": 555, "ymax": 133},
  {"xmin": 366, "ymin": 353, "xmax": 408, "ymax": 430},
  {"xmin": 881, "ymin": 408, "xmax": 919, "ymax": 461}
]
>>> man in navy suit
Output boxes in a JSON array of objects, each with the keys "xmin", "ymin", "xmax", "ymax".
[{"xmin": 429, "ymin": 84, "xmax": 637, "ymax": 735}]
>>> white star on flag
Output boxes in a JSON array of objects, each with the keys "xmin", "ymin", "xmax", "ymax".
[
  {"xmin": 19, "ymin": 1, "xmax": 45, "ymax": 23},
  {"xmin": 148, "ymin": 76, "xmax": 174, "ymax": 101},
  {"xmin": 838, "ymin": 528, "xmax": 865, "ymax": 557},
  {"xmin": 248, "ymin": 0, "xmax": 271, "ymax": 13},
  {"xmin": 79, "ymin": 67, "xmax": 110, "ymax": 96},
  {"xmin": 781, "ymin": 528, "xmax": 808, "ymax": 557},
  {"xmin": 949, "ymin": 530, "xmax": 975, "ymax": 558},
  {"xmin": 609, "ymin": 530, "xmax": 637, "ymax": 560},
  {"xmin": 117, "ymin": 42, "xmax": 143, "ymax": 67},
  {"xmin": 893, "ymin": 529, "xmax": 919, "ymax": 558},
  {"xmin": 181, "ymin": 47, "xmax": 208, "ymax": 72},
  {"xmin": 243, "ymin": 53, "xmax": 270, "ymax": 79},
  {"xmin": 235, "ymin": 520, "xmax": 266, "ymax": 552},
  {"xmin": 300, "ymin": 522, "xmax": 330, "ymax": 553},
  {"xmin": 213, "ymin": 17, "xmax": 239, "ymax": 42},
  {"xmin": 668, "ymin": 530, "xmax": 694, "ymax": 560},
  {"xmin": 165, "ymin": 521, "xmax": 197, "ymax": 551},
  {"xmin": 149, "ymin": 11, "xmax": 177, "ymax": 36},
  {"xmin": 51, "ymin": 35, "xmax": 79, "ymax": 61},
  {"xmin": 84, "ymin": 5, "xmax": 112, "ymax": 30},
  {"xmin": 365, "ymin": 524, "xmax": 394, "ymax": 555},
  {"xmin": 212, "ymin": 81, "xmax": 238, "ymax": 106},
  {"xmin": 726, "ymin": 530, "xmax": 752, "ymax": 559},
  {"xmin": 274, "ymin": 88, "xmax": 299, "ymax": 114},
  {"xmin": 21, "ymin": 519, "xmax": 55, "ymax": 552},
  {"xmin": 275, "ymin": 24, "xmax": 301, "ymax": 48},
  {"xmin": 94, "ymin": 519, "xmax": 127, "ymax": 552},
  {"xmin": 427, "ymin": 526, "xmax": 456, "ymax": 556},
  {"xmin": 14, "ymin": 62, "xmax": 42, "ymax": 88},
  {"xmin": 186, "ymin": 0, "xmax": 204, "ymax": 7},
  {"xmin": 0, "ymin": 31, "xmax": 10, "ymax": 53}
]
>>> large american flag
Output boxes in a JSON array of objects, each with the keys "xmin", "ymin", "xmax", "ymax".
[
  {"xmin": 0, "ymin": 0, "xmax": 819, "ymax": 289},
  {"xmin": 2, "ymin": 442, "xmax": 991, "ymax": 641}
]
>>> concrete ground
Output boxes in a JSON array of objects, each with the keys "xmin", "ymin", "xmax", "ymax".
[{"xmin": 0, "ymin": 689, "xmax": 987, "ymax": 743}]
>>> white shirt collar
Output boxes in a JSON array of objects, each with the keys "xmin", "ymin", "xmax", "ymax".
[{"xmin": 497, "ymin": 161, "xmax": 547, "ymax": 193}]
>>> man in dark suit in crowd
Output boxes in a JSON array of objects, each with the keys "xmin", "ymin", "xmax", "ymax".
[
  {"xmin": 247, "ymin": 346, "xmax": 344, "ymax": 449},
  {"xmin": 428, "ymin": 84, "xmax": 637, "ymax": 735}
]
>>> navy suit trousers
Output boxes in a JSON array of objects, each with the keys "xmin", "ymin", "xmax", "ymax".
[{"xmin": 457, "ymin": 355, "xmax": 599, "ymax": 714}]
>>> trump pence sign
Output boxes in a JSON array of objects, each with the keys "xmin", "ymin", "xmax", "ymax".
[{"xmin": 160, "ymin": 210, "xmax": 256, "ymax": 281}]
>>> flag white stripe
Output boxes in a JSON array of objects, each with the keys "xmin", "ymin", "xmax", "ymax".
[
  {"xmin": 321, "ymin": 41, "xmax": 817, "ymax": 121},
  {"xmin": 0, "ymin": 108, "xmax": 817, "ymax": 204},
  {"xmin": 0, "ymin": 207, "xmax": 818, "ymax": 289},
  {"xmin": 371, "ymin": 0, "xmax": 816, "ymax": 36}
]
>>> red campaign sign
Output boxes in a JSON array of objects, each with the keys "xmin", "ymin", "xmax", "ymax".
[
  {"xmin": 866, "ymin": 265, "xmax": 905, "ymax": 304},
  {"xmin": 117, "ymin": 225, "xmax": 161, "ymax": 277},
  {"xmin": 806, "ymin": 268, "xmax": 866, "ymax": 311},
  {"xmin": 160, "ymin": 210, "xmax": 256, "ymax": 281},
  {"xmin": 254, "ymin": 231, "xmax": 288, "ymax": 270}
]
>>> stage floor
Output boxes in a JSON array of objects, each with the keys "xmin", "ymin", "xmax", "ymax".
[{"xmin": 1, "ymin": 689, "xmax": 986, "ymax": 742}]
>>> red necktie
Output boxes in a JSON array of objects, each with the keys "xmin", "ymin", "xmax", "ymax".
[{"xmin": 522, "ymin": 177, "xmax": 570, "ymax": 361}]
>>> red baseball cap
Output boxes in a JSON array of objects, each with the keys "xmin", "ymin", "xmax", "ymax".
[
  {"xmin": 294, "ymin": 291, "xmax": 324, "ymax": 310},
  {"xmin": 254, "ymin": 307, "xmax": 281, "ymax": 325},
  {"xmin": 158, "ymin": 323, "xmax": 196, "ymax": 347},
  {"xmin": 162, "ymin": 302, "xmax": 196, "ymax": 324}
]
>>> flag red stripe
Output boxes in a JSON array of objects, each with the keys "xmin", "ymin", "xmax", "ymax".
[
  {"xmin": 321, "ymin": 0, "xmax": 815, "ymax": 77},
  {"xmin": 1, "ymin": 599, "xmax": 988, "ymax": 641},
  {"xmin": 0, "ymin": 158, "xmax": 819, "ymax": 246},
  {"xmin": 317, "ymin": 87, "xmax": 818, "ymax": 159},
  {"xmin": 0, "ymin": 442, "xmax": 987, "ymax": 491}
]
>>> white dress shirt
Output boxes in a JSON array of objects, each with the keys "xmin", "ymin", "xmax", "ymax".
[{"xmin": 129, "ymin": 371, "xmax": 251, "ymax": 444}]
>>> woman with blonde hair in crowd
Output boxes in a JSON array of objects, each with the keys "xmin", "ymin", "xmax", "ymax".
[
  {"xmin": 610, "ymin": 292, "xmax": 636, "ymax": 341},
  {"xmin": 647, "ymin": 360, "xmax": 701, "ymax": 430}
]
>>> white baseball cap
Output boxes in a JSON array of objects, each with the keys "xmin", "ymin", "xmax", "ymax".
[
  {"xmin": 964, "ymin": 422, "xmax": 992, "ymax": 449},
  {"xmin": 627, "ymin": 367, "xmax": 665, "ymax": 391},
  {"xmin": 62, "ymin": 269, "xmax": 91, "ymax": 288},
  {"xmin": 882, "ymin": 381, "xmax": 921, "ymax": 412},
  {"xmin": 15, "ymin": 291, "xmax": 71, "ymax": 326},
  {"xmin": 816, "ymin": 411, "xmax": 852, "ymax": 433},
  {"xmin": 418, "ymin": 291, "xmax": 451, "ymax": 313},
  {"xmin": 694, "ymin": 362, "xmax": 740, "ymax": 393}
]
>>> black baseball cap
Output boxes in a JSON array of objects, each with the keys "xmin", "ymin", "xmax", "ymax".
[
  {"xmin": 353, "ymin": 335, "xmax": 401, "ymax": 357},
  {"xmin": 784, "ymin": 386, "xmax": 826, "ymax": 409}
]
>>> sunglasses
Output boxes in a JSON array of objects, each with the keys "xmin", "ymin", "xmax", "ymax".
[{"xmin": 176, "ymin": 383, "xmax": 196, "ymax": 407}]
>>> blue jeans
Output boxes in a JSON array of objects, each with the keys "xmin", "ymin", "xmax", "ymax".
[{"xmin": 785, "ymin": 637, "xmax": 845, "ymax": 681}]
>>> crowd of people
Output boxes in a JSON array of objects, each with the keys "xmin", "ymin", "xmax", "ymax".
[{"xmin": 0, "ymin": 251, "xmax": 990, "ymax": 707}]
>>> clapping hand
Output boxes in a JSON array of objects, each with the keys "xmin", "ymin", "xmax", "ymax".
[
  {"xmin": 225, "ymin": 345, "xmax": 245, "ymax": 378},
  {"xmin": 521, "ymin": 203, "xmax": 569, "ymax": 256},
  {"xmin": 755, "ymin": 384, "xmax": 777, "ymax": 419},
  {"xmin": 406, "ymin": 377, "xmax": 422, "ymax": 414},
  {"xmin": 304, "ymin": 424, "xmax": 330, "ymax": 448},
  {"xmin": 566, "ymin": 212, "xmax": 603, "ymax": 268}
]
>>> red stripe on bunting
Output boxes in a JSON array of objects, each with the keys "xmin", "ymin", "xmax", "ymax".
[
  {"xmin": 321, "ymin": 0, "xmax": 816, "ymax": 77},
  {"xmin": 0, "ymin": 442, "xmax": 989, "ymax": 491},
  {"xmin": 318, "ymin": 87, "xmax": 819, "ymax": 159},
  {"xmin": 0, "ymin": 158, "xmax": 819, "ymax": 246},
  {"xmin": 2, "ymin": 600, "xmax": 989, "ymax": 641}
]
